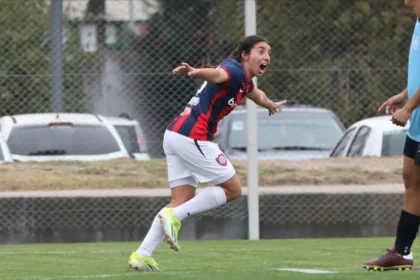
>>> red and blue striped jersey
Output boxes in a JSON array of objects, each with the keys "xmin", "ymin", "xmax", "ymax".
[{"xmin": 166, "ymin": 59, "xmax": 255, "ymax": 141}]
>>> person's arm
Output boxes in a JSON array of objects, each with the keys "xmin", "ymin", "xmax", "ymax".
[
  {"xmin": 247, "ymin": 86, "xmax": 275, "ymax": 109},
  {"xmin": 390, "ymin": 87, "xmax": 416, "ymax": 127},
  {"xmin": 172, "ymin": 62, "xmax": 229, "ymax": 84},
  {"xmin": 401, "ymin": 88, "xmax": 408, "ymax": 100},
  {"xmin": 247, "ymin": 86, "xmax": 287, "ymax": 116},
  {"xmin": 189, "ymin": 68, "xmax": 229, "ymax": 84},
  {"xmin": 377, "ymin": 88, "xmax": 408, "ymax": 114},
  {"xmin": 404, "ymin": 87, "xmax": 420, "ymax": 113}
]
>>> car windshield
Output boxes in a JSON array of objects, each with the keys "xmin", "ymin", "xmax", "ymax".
[
  {"xmin": 381, "ymin": 130, "xmax": 407, "ymax": 156},
  {"xmin": 113, "ymin": 125, "xmax": 142, "ymax": 154},
  {"xmin": 228, "ymin": 111, "xmax": 344, "ymax": 150},
  {"xmin": 7, "ymin": 125, "xmax": 121, "ymax": 156}
]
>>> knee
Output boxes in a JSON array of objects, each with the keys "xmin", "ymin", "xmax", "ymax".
[
  {"xmin": 231, "ymin": 187, "xmax": 242, "ymax": 201},
  {"xmin": 403, "ymin": 168, "xmax": 414, "ymax": 188},
  {"xmin": 403, "ymin": 168, "xmax": 420, "ymax": 191},
  {"xmin": 219, "ymin": 174, "xmax": 242, "ymax": 202},
  {"xmin": 225, "ymin": 183, "xmax": 242, "ymax": 201}
]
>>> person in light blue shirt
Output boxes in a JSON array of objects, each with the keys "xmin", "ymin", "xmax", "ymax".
[{"xmin": 363, "ymin": 0, "xmax": 420, "ymax": 271}]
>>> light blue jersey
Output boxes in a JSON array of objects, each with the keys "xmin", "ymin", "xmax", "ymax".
[{"xmin": 408, "ymin": 19, "xmax": 420, "ymax": 141}]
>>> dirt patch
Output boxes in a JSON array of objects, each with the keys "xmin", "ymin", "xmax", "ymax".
[{"xmin": 0, "ymin": 157, "xmax": 404, "ymax": 192}]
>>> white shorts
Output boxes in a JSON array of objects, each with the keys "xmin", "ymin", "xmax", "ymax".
[{"xmin": 163, "ymin": 130, "xmax": 235, "ymax": 188}]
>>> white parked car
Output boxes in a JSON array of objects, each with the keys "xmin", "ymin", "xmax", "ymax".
[
  {"xmin": 0, "ymin": 113, "xmax": 135, "ymax": 162},
  {"xmin": 0, "ymin": 133, "xmax": 12, "ymax": 163},
  {"xmin": 105, "ymin": 114, "xmax": 150, "ymax": 161},
  {"xmin": 330, "ymin": 115, "xmax": 410, "ymax": 158}
]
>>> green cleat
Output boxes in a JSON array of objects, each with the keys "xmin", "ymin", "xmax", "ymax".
[
  {"xmin": 128, "ymin": 252, "xmax": 159, "ymax": 272},
  {"xmin": 159, "ymin": 207, "xmax": 181, "ymax": 251}
]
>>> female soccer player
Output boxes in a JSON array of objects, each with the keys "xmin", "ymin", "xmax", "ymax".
[{"xmin": 129, "ymin": 35, "xmax": 286, "ymax": 272}]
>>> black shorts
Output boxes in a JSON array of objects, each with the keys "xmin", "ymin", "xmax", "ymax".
[{"xmin": 403, "ymin": 136, "xmax": 420, "ymax": 165}]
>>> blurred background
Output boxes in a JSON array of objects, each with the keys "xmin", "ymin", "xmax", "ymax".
[
  {"xmin": 0, "ymin": 0, "xmax": 414, "ymax": 157},
  {"xmin": 0, "ymin": 0, "xmax": 415, "ymax": 244}
]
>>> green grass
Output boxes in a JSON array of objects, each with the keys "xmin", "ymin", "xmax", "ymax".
[{"xmin": 0, "ymin": 238, "xmax": 419, "ymax": 279}]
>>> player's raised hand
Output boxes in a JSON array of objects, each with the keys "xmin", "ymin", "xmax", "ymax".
[
  {"xmin": 268, "ymin": 100, "xmax": 287, "ymax": 116},
  {"xmin": 172, "ymin": 63, "xmax": 199, "ymax": 76}
]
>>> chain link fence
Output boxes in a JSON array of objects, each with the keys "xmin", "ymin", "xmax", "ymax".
[
  {"xmin": 0, "ymin": 0, "xmax": 415, "ymax": 243},
  {"xmin": 1, "ymin": 0, "xmax": 414, "ymax": 158},
  {"xmin": 0, "ymin": 192, "xmax": 403, "ymax": 243},
  {"xmin": 0, "ymin": 0, "xmax": 243, "ymax": 157}
]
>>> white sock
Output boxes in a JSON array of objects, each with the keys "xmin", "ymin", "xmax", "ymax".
[
  {"xmin": 172, "ymin": 186, "xmax": 227, "ymax": 221},
  {"xmin": 136, "ymin": 215, "xmax": 164, "ymax": 257}
]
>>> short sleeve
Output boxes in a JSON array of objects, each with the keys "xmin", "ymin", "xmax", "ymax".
[{"xmin": 219, "ymin": 60, "xmax": 245, "ymax": 88}]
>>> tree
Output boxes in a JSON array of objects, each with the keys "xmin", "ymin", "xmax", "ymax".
[
  {"xmin": 0, "ymin": 0, "xmax": 88, "ymax": 116},
  {"xmin": 115, "ymin": 0, "xmax": 416, "ymax": 156},
  {"xmin": 130, "ymin": 0, "xmax": 234, "ymax": 157},
  {"xmin": 254, "ymin": 0, "xmax": 414, "ymax": 126}
]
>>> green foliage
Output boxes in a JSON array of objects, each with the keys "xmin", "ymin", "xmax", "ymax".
[
  {"xmin": 0, "ymin": 0, "xmax": 414, "ymax": 142},
  {"xmin": 131, "ymin": 0, "xmax": 235, "ymax": 156},
  {"xmin": 255, "ymin": 0, "xmax": 415, "ymax": 126},
  {"xmin": 126, "ymin": 0, "xmax": 417, "ymax": 155},
  {"xmin": 0, "ymin": 1, "xmax": 50, "ymax": 115},
  {"xmin": 0, "ymin": 0, "xmax": 88, "ymax": 115},
  {"xmin": 133, "ymin": 0, "xmax": 417, "ymax": 132}
]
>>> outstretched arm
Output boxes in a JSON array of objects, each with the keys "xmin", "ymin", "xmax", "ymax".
[
  {"xmin": 247, "ymin": 86, "xmax": 286, "ymax": 116},
  {"xmin": 172, "ymin": 63, "xmax": 228, "ymax": 84}
]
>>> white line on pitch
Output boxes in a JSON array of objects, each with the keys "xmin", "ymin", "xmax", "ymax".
[
  {"xmin": 19, "ymin": 274, "xmax": 134, "ymax": 280},
  {"xmin": 0, "ymin": 250, "xmax": 130, "ymax": 255},
  {"xmin": 19, "ymin": 271, "xmax": 196, "ymax": 280},
  {"xmin": 0, "ymin": 247, "xmax": 291, "ymax": 255},
  {"xmin": 273, "ymin": 268, "xmax": 337, "ymax": 274}
]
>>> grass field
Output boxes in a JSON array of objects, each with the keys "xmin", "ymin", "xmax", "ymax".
[
  {"xmin": 0, "ymin": 157, "xmax": 404, "ymax": 191},
  {"xmin": 1, "ymin": 238, "xmax": 419, "ymax": 280}
]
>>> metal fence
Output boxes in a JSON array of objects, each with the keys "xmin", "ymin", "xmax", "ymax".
[
  {"xmin": 0, "ymin": 0, "xmax": 414, "ymax": 157},
  {"xmin": 0, "ymin": 0, "xmax": 415, "ymax": 242},
  {"xmin": 0, "ymin": 191, "xmax": 404, "ymax": 244}
]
